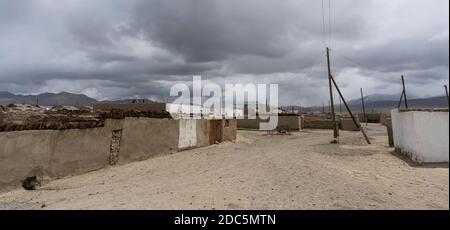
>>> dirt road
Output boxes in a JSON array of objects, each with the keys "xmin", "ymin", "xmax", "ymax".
[{"xmin": 0, "ymin": 124, "xmax": 448, "ymax": 210}]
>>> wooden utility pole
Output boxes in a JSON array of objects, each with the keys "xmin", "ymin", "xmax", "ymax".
[
  {"xmin": 326, "ymin": 47, "xmax": 339, "ymax": 141},
  {"xmin": 397, "ymin": 90, "xmax": 404, "ymax": 109},
  {"xmin": 339, "ymin": 97, "xmax": 342, "ymax": 114},
  {"xmin": 401, "ymin": 75, "xmax": 408, "ymax": 108},
  {"xmin": 360, "ymin": 88, "xmax": 367, "ymax": 125},
  {"xmin": 330, "ymin": 75, "xmax": 371, "ymax": 144},
  {"xmin": 444, "ymin": 85, "xmax": 449, "ymax": 107}
]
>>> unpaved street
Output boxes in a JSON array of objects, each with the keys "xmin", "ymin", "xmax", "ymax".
[{"xmin": 0, "ymin": 124, "xmax": 448, "ymax": 210}]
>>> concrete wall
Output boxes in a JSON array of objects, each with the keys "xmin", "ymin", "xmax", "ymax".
[
  {"xmin": 0, "ymin": 110, "xmax": 4, "ymax": 126},
  {"xmin": 358, "ymin": 113, "xmax": 381, "ymax": 123},
  {"xmin": 277, "ymin": 116, "xmax": 302, "ymax": 131},
  {"xmin": 237, "ymin": 117, "xmax": 261, "ymax": 130},
  {"xmin": 0, "ymin": 119, "xmax": 123, "ymax": 192},
  {"xmin": 118, "ymin": 118, "xmax": 179, "ymax": 164},
  {"xmin": 391, "ymin": 109, "xmax": 449, "ymax": 163},
  {"xmin": 223, "ymin": 119, "xmax": 237, "ymax": 142},
  {"xmin": 340, "ymin": 118, "xmax": 359, "ymax": 131},
  {"xmin": 237, "ymin": 115, "xmax": 302, "ymax": 131},
  {"xmin": 304, "ymin": 119, "xmax": 335, "ymax": 129},
  {"xmin": 0, "ymin": 117, "xmax": 237, "ymax": 192},
  {"xmin": 380, "ymin": 113, "xmax": 391, "ymax": 126}
]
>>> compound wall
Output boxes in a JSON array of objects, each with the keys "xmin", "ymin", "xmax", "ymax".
[
  {"xmin": 0, "ymin": 117, "xmax": 237, "ymax": 192},
  {"xmin": 391, "ymin": 109, "xmax": 449, "ymax": 163}
]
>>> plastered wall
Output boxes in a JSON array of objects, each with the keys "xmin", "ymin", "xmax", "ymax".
[
  {"xmin": 391, "ymin": 109, "xmax": 449, "ymax": 163},
  {"xmin": 0, "ymin": 117, "xmax": 237, "ymax": 192}
]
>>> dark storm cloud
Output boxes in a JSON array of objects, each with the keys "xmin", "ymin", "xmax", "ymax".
[{"xmin": 0, "ymin": 0, "xmax": 448, "ymax": 105}]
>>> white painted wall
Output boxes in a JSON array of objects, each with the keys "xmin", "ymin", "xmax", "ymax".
[
  {"xmin": 391, "ymin": 109, "xmax": 449, "ymax": 163},
  {"xmin": 178, "ymin": 119, "xmax": 197, "ymax": 149}
]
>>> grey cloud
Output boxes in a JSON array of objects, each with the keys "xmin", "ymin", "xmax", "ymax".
[{"xmin": 0, "ymin": 0, "xmax": 448, "ymax": 105}]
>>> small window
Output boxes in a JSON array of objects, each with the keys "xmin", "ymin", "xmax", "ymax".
[{"xmin": 225, "ymin": 120, "xmax": 230, "ymax": 127}]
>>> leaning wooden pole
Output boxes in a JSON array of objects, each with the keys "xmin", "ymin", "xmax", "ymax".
[
  {"xmin": 397, "ymin": 90, "xmax": 404, "ymax": 109},
  {"xmin": 401, "ymin": 75, "xmax": 408, "ymax": 108},
  {"xmin": 326, "ymin": 47, "xmax": 339, "ymax": 141},
  {"xmin": 330, "ymin": 74, "xmax": 371, "ymax": 144},
  {"xmin": 360, "ymin": 88, "xmax": 367, "ymax": 125},
  {"xmin": 444, "ymin": 85, "xmax": 449, "ymax": 108}
]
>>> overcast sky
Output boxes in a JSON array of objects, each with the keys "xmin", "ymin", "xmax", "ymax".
[{"xmin": 0, "ymin": 0, "xmax": 448, "ymax": 106}]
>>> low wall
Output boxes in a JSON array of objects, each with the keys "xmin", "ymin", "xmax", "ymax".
[
  {"xmin": 0, "ymin": 117, "xmax": 237, "ymax": 192},
  {"xmin": 237, "ymin": 117, "xmax": 260, "ymax": 130},
  {"xmin": 0, "ymin": 111, "xmax": 4, "ymax": 126},
  {"xmin": 94, "ymin": 103, "xmax": 166, "ymax": 113},
  {"xmin": 340, "ymin": 118, "xmax": 359, "ymax": 131},
  {"xmin": 119, "ymin": 118, "xmax": 179, "ymax": 164},
  {"xmin": 277, "ymin": 115, "xmax": 302, "ymax": 131},
  {"xmin": 0, "ymin": 119, "xmax": 123, "ymax": 192},
  {"xmin": 380, "ymin": 113, "xmax": 391, "ymax": 126},
  {"xmin": 223, "ymin": 119, "xmax": 237, "ymax": 141},
  {"xmin": 304, "ymin": 119, "xmax": 335, "ymax": 129},
  {"xmin": 391, "ymin": 109, "xmax": 449, "ymax": 163},
  {"xmin": 358, "ymin": 113, "xmax": 381, "ymax": 123},
  {"xmin": 237, "ymin": 115, "xmax": 302, "ymax": 131}
]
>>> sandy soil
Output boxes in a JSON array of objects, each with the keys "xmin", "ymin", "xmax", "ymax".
[{"xmin": 0, "ymin": 124, "xmax": 448, "ymax": 210}]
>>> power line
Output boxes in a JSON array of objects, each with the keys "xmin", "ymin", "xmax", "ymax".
[
  {"xmin": 329, "ymin": 48, "xmax": 366, "ymax": 68},
  {"xmin": 321, "ymin": 0, "xmax": 327, "ymax": 48},
  {"xmin": 328, "ymin": 0, "xmax": 332, "ymax": 48}
]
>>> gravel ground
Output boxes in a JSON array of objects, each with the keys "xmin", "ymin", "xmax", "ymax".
[{"xmin": 0, "ymin": 124, "xmax": 448, "ymax": 210}]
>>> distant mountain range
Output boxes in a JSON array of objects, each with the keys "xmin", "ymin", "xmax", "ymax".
[
  {"xmin": 0, "ymin": 91, "xmax": 98, "ymax": 107},
  {"xmin": 1, "ymin": 91, "xmax": 448, "ymax": 111},
  {"xmin": 286, "ymin": 94, "xmax": 449, "ymax": 113}
]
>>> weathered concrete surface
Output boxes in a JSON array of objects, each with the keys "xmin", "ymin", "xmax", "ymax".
[
  {"xmin": 237, "ymin": 115, "xmax": 302, "ymax": 131},
  {"xmin": 0, "ymin": 110, "xmax": 4, "ymax": 126},
  {"xmin": 380, "ymin": 113, "xmax": 391, "ymax": 126},
  {"xmin": 341, "ymin": 118, "xmax": 360, "ymax": 131},
  {"xmin": 358, "ymin": 113, "xmax": 381, "ymax": 123},
  {"xmin": 222, "ymin": 119, "xmax": 237, "ymax": 142},
  {"xmin": 0, "ymin": 117, "xmax": 237, "ymax": 192},
  {"xmin": 1, "ymin": 124, "xmax": 447, "ymax": 210},
  {"xmin": 237, "ymin": 117, "xmax": 260, "ymax": 130},
  {"xmin": 178, "ymin": 119, "xmax": 197, "ymax": 150},
  {"xmin": 304, "ymin": 119, "xmax": 335, "ymax": 130},
  {"xmin": 195, "ymin": 119, "xmax": 210, "ymax": 148},
  {"xmin": 118, "ymin": 118, "xmax": 179, "ymax": 164},
  {"xmin": 392, "ymin": 109, "xmax": 449, "ymax": 163},
  {"xmin": 277, "ymin": 115, "xmax": 302, "ymax": 131},
  {"xmin": 386, "ymin": 118, "xmax": 394, "ymax": 147},
  {"xmin": 0, "ymin": 119, "xmax": 123, "ymax": 192}
]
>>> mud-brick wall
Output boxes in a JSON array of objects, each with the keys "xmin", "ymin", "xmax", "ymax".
[
  {"xmin": 237, "ymin": 117, "xmax": 260, "ymax": 130},
  {"xmin": 117, "ymin": 118, "xmax": 179, "ymax": 164},
  {"xmin": 0, "ymin": 110, "xmax": 4, "ymax": 126},
  {"xmin": 303, "ymin": 119, "xmax": 335, "ymax": 129},
  {"xmin": 340, "ymin": 118, "xmax": 360, "ymax": 131},
  {"xmin": 223, "ymin": 119, "xmax": 237, "ymax": 142},
  {"xmin": 195, "ymin": 119, "xmax": 210, "ymax": 148},
  {"xmin": 277, "ymin": 116, "xmax": 302, "ymax": 131},
  {"xmin": 0, "ymin": 119, "xmax": 123, "ymax": 192}
]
